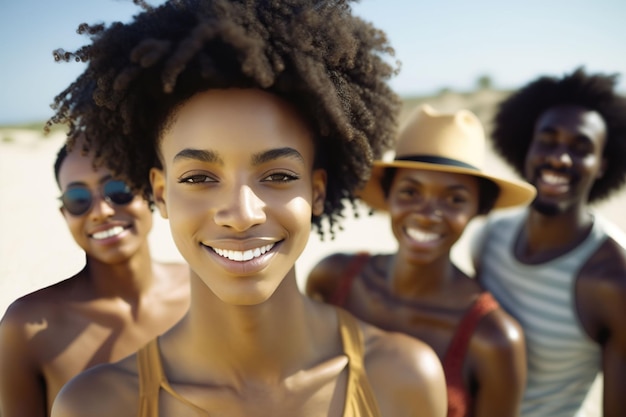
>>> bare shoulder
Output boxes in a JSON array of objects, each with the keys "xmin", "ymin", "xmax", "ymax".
[
  {"xmin": 579, "ymin": 237, "xmax": 626, "ymax": 301},
  {"xmin": 0, "ymin": 274, "xmax": 82, "ymax": 331},
  {"xmin": 305, "ymin": 252, "xmax": 359, "ymax": 302},
  {"xmin": 472, "ymin": 307, "xmax": 525, "ymax": 354},
  {"xmin": 360, "ymin": 322, "xmax": 447, "ymax": 417},
  {"xmin": 577, "ymin": 237, "xmax": 626, "ymax": 341},
  {"xmin": 52, "ymin": 355, "xmax": 139, "ymax": 417}
]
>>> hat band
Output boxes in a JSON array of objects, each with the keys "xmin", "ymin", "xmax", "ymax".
[{"xmin": 395, "ymin": 155, "xmax": 479, "ymax": 171}]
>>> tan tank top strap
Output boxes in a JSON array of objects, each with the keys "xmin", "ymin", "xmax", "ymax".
[
  {"xmin": 336, "ymin": 308, "xmax": 382, "ymax": 417},
  {"xmin": 137, "ymin": 338, "xmax": 163, "ymax": 417},
  {"xmin": 137, "ymin": 338, "xmax": 211, "ymax": 416}
]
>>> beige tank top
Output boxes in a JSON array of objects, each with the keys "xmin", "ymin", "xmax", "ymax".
[{"xmin": 136, "ymin": 308, "xmax": 381, "ymax": 416}]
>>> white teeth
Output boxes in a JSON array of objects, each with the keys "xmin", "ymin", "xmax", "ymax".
[
  {"xmin": 541, "ymin": 172, "xmax": 568, "ymax": 185},
  {"xmin": 212, "ymin": 243, "xmax": 275, "ymax": 262},
  {"xmin": 406, "ymin": 228, "xmax": 440, "ymax": 243},
  {"xmin": 92, "ymin": 226, "xmax": 125, "ymax": 240}
]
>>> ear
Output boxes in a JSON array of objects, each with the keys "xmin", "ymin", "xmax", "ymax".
[
  {"xmin": 311, "ymin": 168, "xmax": 327, "ymax": 216},
  {"xmin": 150, "ymin": 167, "xmax": 169, "ymax": 219}
]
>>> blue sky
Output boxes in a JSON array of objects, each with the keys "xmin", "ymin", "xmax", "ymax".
[{"xmin": 0, "ymin": 0, "xmax": 624, "ymax": 124}]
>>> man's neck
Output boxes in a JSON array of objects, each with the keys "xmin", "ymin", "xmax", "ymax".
[{"xmin": 515, "ymin": 206, "xmax": 594, "ymax": 263}]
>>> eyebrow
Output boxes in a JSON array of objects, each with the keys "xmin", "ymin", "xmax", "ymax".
[
  {"xmin": 172, "ymin": 147, "xmax": 304, "ymax": 166},
  {"xmin": 173, "ymin": 148, "xmax": 223, "ymax": 164},
  {"xmin": 537, "ymin": 127, "xmax": 593, "ymax": 143},
  {"xmin": 251, "ymin": 147, "xmax": 304, "ymax": 165},
  {"xmin": 65, "ymin": 174, "xmax": 114, "ymax": 189}
]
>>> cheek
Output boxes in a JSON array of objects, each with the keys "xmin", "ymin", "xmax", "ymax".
[
  {"xmin": 129, "ymin": 198, "xmax": 153, "ymax": 217},
  {"xmin": 165, "ymin": 186, "xmax": 210, "ymax": 231},
  {"xmin": 280, "ymin": 195, "xmax": 313, "ymax": 226},
  {"xmin": 448, "ymin": 211, "xmax": 474, "ymax": 236}
]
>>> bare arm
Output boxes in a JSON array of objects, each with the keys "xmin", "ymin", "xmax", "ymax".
[
  {"xmin": 0, "ymin": 306, "xmax": 47, "ymax": 417},
  {"xmin": 577, "ymin": 240, "xmax": 626, "ymax": 417},
  {"xmin": 472, "ymin": 310, "xmax": 526, "ymax": 417},
  {"xmin": 599, "ymin": 274, "xmax": 626, "ymax": 417}
]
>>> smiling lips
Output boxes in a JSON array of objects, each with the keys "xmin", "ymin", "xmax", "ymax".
[
  {"xmin": 211, "ymin": 243, "xmax": 275, "ymax": 262},
  {"xmin": 405, "ymin": 227, "xmax": 441, "ymax": 243},
  {"xmin": 90, "ymin": 225, "xmax": 126, "ymax": 240},
  {"xmin": 537, "ymin": 170, "xmax": 572, "ymax": 193}
]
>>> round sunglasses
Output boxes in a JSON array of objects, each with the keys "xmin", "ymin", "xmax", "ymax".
[{"xmin": 60, "ymin": 179, "xmax": 135, "ymax": 216}]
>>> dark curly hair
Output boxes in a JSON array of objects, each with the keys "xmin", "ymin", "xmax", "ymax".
[
  {"xmin": 491, "ymin": 67, "xmax": 626, "ymax": 203},
  {"xmin": 46, "ymin": 0, "xmax": 401, "ymax": 239}
]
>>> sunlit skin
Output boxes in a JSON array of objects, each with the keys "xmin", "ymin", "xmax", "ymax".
[
  {"xmin": 474, "ymin": 102, "xmax": 626, "ymax": 417},
  {"xmin": 308, "ymin": 168, "xmax": 527, "ymax": 417},
  {"xmin": 517, "ymin": 105, "xmax": 608, "ymax": 263},
  {"xmin": 152, "ymin": 88, "xmax": 325, "ymax": 306},
  {"xmin": 0, "ymin": 146, "xmax": 190, "ymax": 417},
  {"xmin": 59, "ymin": 149, "xmax": 154, "ymax": 265},
  {"xmin": 50, "ymin": 89, "xmax": 447, "ymax": 417},
  {"xmin": 389, "ymin": 168, "xmax": 479, "ymax": 270},
  {"xmin": 524, "ymin": 104, "xmax": 607, "ymax": 220}
]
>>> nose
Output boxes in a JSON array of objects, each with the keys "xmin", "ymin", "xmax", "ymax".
[
  {"xmin": 413, "ymin": 198, "xmax": 442, "ymax": 224},
  {"xmin": 214, "ymin": 184, "xmax": 266, "ymax": 231},
  {"xmin": 89, "ymin": 194, "xmax": 116, "ymax": 220},
  {"xmin": 546, "ymin": 146, "xmax": 573, "ymax": 168}
]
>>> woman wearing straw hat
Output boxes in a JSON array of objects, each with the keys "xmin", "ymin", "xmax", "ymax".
[{"xmin": 307, "ymin": 104, "xmax": 536, "ymax": 417}]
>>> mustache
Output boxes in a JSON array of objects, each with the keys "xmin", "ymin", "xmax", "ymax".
[{"xmin": 533, "ymin": 165, "xmax": 580, "ymax": 183}]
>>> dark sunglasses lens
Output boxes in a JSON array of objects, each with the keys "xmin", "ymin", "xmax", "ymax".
[
  {"xmin": 103, "ymin": 180, "xmax": 134, "ymax": 205},
  {"xmin": 62, "ymin": 188, "xmax": 92, "ymax": 216}
]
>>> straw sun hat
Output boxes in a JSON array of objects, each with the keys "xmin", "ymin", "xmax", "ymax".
[{"xmin": 358, "ymin": 104, "xmax": 536, "ymax": 212}]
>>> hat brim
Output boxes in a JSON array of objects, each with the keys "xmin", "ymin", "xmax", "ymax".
[{"xmin": 358, "ymin": 160, "xmax": 536, "ymax": 212}]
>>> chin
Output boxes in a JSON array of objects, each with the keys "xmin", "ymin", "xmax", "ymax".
[{"xmin": 531, "ymin": 200, "xmax": 562, "ymax": 217}]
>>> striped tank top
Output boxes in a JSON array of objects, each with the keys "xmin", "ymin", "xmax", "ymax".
[{"xmin": 478, "ymin": 208, "xmax": 604, "ymax": 417}]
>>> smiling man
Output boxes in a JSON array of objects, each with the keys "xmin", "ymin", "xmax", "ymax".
[{"xmin": 472, "ymin": 68, "xmax": 626, "ymax": 417}]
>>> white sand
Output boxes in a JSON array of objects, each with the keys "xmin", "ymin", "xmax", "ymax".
[{"xmin": 2, "ymin": 126, "xmax": 617, "ymax": 415}]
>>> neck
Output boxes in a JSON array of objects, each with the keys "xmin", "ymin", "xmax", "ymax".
[
  {"xmin": 175, "ymin": 270, "xmax": 326, "ymax": 381},
  {"xmin": 389, "ymin": 253, "xmax": 455, "ymax": 297},
  {"xmin": 85, "ymin": 242, "xmax": 155, "ymax": 300},
  {"xmin": 519, "ymin": 205, "xmax": 594, "ymax": 261}
]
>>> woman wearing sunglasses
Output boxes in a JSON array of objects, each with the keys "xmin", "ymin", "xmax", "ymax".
[{"xmin": 0, "ymin": 142, "xmax": 190, "ymax": 417}]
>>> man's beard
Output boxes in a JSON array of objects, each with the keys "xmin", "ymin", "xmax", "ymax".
[{"xmin": 531, "ymin": 198, "xmax": 561, "ymax": 216}]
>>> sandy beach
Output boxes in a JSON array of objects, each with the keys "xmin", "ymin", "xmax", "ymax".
[{"xmin": 2, "ymin": 116, "xmax": 620, "ymax": 413}]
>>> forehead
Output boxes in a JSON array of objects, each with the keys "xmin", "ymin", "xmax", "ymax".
[
  {"xmin": 534, "ymin": 105, "xmax": 607, "ymax": 144},
  {"xmin": 160, "ymin": 88, "xmax": 314, "ymax": 163},
  {"xmin": 394, "ymin": 167, "xmax": 479, "ymax": 189},
  {"xmin": 57, "ymin": 148, "xmax": 110, "ymax": 189}
]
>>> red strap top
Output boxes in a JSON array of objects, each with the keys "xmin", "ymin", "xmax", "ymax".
[
  {"xmin": 329, "ymin": 252, "xmax": 370, "ymax": 307},
  {"xmin": 442, "ymin": 292, "xmax": 499, "ymax": 417},
  {"xmin": 330, "ymin": 254, "xmax": 499, "ymax": 417}
]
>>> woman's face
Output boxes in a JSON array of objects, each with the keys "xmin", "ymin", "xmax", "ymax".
[
  {"xmin": 387, "ymin": 168, "xmax": 479, "ymax": 266},
  {"xmin": 58, "ymin": 148, "xmax": 153, "ymax": 264},
  {"xmin": 151, "ymin": 88, "xmax": 326, "ymax": 305}
]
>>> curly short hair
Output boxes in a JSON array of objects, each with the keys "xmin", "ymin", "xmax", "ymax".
[
  {"xmin": 47, "ymin": 0, "xmax": 401, "ymax": 239},
  {"xmin": 491, "ymin": 67, "xmax": 626, "ymax": 203}
]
